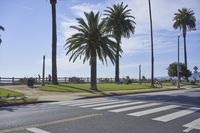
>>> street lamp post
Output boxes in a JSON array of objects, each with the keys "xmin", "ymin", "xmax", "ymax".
[
  {"xmin": 42, "ymin": 55, "xmax": 45, "ymax": 86},
  {"xmin": 139, "ymin": 65, "xmax": 141, "ymax": 84},
  {"xmin": 177, "ymin": 34, "xmax": 180, "ymax": 89}
]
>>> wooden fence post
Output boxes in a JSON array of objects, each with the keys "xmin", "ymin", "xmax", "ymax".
[{"xmin": 65, "ymin": 77, "xmax": 67, "ymax": 84}]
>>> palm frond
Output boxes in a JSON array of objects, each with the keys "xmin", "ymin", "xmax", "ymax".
[
  {"xmin": 0, "ymin": 26, "xmax": 5, "ymax": 31},
  {"xmin": 65, "ymin": 11, "xmax": 118, "ymax": 65}
]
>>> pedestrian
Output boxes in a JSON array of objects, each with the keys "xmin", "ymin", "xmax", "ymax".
[
  {"xmin": 48, "ymin": 74, "xmax": 52, "ymax": 83},
  {"xmin": 38, "ymin": 74, "xmax": 41, "ymax": 81}
]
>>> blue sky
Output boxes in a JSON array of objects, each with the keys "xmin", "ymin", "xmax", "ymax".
[{"xmin": 0, "ymin": 0, "xmax": 199, "ymax": 79}]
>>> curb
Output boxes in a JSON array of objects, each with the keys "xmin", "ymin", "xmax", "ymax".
[
  {"xmin": 0, "ymin": 101, "xmax": 52, "ymax": 107},
  {"xmin": 78, "ymin": 88, "xmax": 183, "ymax": 99}
]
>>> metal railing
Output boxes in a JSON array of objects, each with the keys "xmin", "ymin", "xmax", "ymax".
[{"xmin": 0, "ymin": 77, "xmax": 118, "ymax": 85}]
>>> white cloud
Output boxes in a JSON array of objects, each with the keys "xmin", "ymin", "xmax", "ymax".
[
  {"xmin": 57, "ymin": 17, "xmax": 77, "ymax": 46},
  {"xmin": 16, "ymin": 4, "xmax": 33, "ymax": 10},
  {"xmin": 70, "ymin": 3, "xmax": 104, "ymax": 17},
  {"xmin": 45, "ymin": 53, "xmax": 88, "ymax": 71}
]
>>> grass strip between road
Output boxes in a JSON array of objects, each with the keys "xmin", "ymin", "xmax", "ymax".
[
  {"xmin": 0, "ymin": 88, "xmax": 36, "ymax": 106},
  {"xmin": 0, "ymin": 113, "xmax": 102, "ymax": 133},
  {"xmin": 0, "ymin": 88, "xmax": 23, "ymax": 97}
]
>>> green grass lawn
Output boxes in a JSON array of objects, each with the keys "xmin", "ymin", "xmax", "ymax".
[
  {"xmin": 40, "ymin": 83, "xmax": 160, "ymax": 93},
  {"xmin": 0, "ymin": 88, "xmax": 24, "ymax": 97},
  {"xmin": 39, "ymin": 81, "xmax": 200, "ymax": 97}
]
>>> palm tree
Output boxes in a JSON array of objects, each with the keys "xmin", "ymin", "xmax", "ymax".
[
  {"xmin": 148, "ymin": 0, "xmax": 154, "ymax": 87},
  {"xmin": 173, "ymin": 8, "xmax": 196, "ymax": 68},
  {"xmin": 104, "ymin": 2, "xmax": 135, "ymax": 83},
  {"xmin": 0, "ymin": 25, "xmax": 5, "ymax": 45},
  {"xmin": 65, "ymin": 11, "xmax": 118, "ymax": 90},
  {"xmin": 50, "ymin": 0, "xmax": 58, "ymax": 84}
]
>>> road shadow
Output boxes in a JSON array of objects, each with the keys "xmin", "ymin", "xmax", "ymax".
[
  {"xmin": 116, "ymin": 94, "xmax": 200, "ymax": 107},
  {"xmin": 0, "ymin": 106, "xmax": 17, "ymax": 112},
  {"xmin": 58, "ymin": 84, "xmax": 95, "ymax": 93}
]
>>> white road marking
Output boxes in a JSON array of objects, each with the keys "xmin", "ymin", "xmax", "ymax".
[
  {"xmin": 80, "ymin": 101, "xmax": 129, "ymax": 108},
  {"xmin": 183, "ymin": 128, "xmax": 193, "ymax": 133},
  {"xmin": 26, "ymin": 128, "xmax": 51, "ymax": 133},
  {"xmin": 153, "ymin": 107, "xmax": 200, "ymax": 122},
  {"xmin": 183, "ymin": 118, "xmax": 200, "ymax": 132},
  {"xmin": 68, "ymin": 99, "xmax": 117, "ymax": 106},
  {"xmin": 93, "ymin": 101, "xmax": 146, "ymax": 110},
  {"xmin": 128, "ymin": 105, "xmax": 180, "ymax": 116},
  {"xmin": 110, "ymin": 103, "xmax": 161, "ymax": 113}
]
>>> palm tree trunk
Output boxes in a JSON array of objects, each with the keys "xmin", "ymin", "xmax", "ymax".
[
  {"xmin": 183, "ymin": 31, "xmax": 187, "ymax": 68},
  {"xmin": 91, "ymin": 52, "xmax": 97, "ymax": 91},
  {"xmin": 50, "ymin": 0, "xmax": 58, "ymax": 85},
  {"xmin": 115, "ymin": 38, "xmax": 120, "ymax": 84},
  {"xmin": 148, "ymin": 0, "xmax": 154, "ymax": 87},
  {"xmin": 183, "ymin": 27, "xmax": 188, "ymax": 82}
]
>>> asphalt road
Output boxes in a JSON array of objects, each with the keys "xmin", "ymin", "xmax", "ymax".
[{"xmin": 0, "ymin": 88, "xmax": 200, "ymax": 133}]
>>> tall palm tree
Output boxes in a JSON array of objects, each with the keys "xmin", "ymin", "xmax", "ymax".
[
  {"xmin": 50, "ymin": 0, "xmax": 58, "ymax": 84},
  {"xmin": 173, "ymin": 8, "xmax": 196, "ymax": 68},
  {"xmin": 65, "ymin": 11, "xmax": 119, "ymax": 90},
  {"xmin": 0, "ymin": 25, "xmax": 5, "ymax": 45},
  {"xmin": 104, "ymin": 2, "xmax": 135, "ymax": 83},
  {"xmin": 148, "ymin": 0, "xmax": 154, "ymax": 87}
]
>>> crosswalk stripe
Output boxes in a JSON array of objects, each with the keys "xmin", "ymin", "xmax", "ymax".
[
  {"xmin": 68, "ymin": 99, "xmax": 118, "ymax": 106},
  {"xmin": 128, "ymin": 105, "xmax": 180, "ymax": 117},
  {"xmin": 182, "ymin": 128, "xmax": 193, "ymax": 133},
  {"xmin": 183, "ymin": 118, "xmax": 200, "ymax": 132},
  {"xmin": 80, "ymin": 101, "xmax": 130, "ymax": 108},
  {"xmin": 27, "ymin": 128, "xmax": 51, "ymax": 133},
  {"xmin": 93, "ymin": 101, "xmax": 146, "ymax": 110},
  {"xmin": 110, "ymin": 103, "xmax": 161, "ymax": 113},
  {"xmin": 153, "ymin": 107, "xmax": 200, "ymax": 122}
]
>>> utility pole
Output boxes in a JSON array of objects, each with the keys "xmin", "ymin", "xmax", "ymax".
[
  {"xmin": 177, "ymin": 34, "xmax": 180, "ymax": 89},
  {"xmin": 42, "ymin": 55, "xmax": 45, "ymax": 86},
  {"xmin": 139, "ymin": 65, "xmax": 141, "ymax": 84},
  {"xmin": 148, "ymin": 0, "xmax": 154, "ymax": 87}
]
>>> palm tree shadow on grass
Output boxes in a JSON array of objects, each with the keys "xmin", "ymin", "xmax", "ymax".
[
  {"xmin": 58, "ymin": 85, "xmax": 112, "ymax": 96},
  {"xmin": 58, "ymin": 84, "xmax": 96, "ymax": 93},
  {"xmin": 47, "ymin": 85, "xmax": 74, "ymax": 92}
]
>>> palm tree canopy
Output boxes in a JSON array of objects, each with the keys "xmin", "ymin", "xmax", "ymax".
[
  {"xmin": 65, "ymin": 11, "xmax": 120, "ymax": 65},
  {"xmin": 0, "ymin": 26, "xmax": 5, "ymax": 31},
  {"xmin": 173, "ymin": 8, "xmax": 196, "ymax": 31},
  {"xmin": 104, "ymin": 2, "xmax": 136, "ymax": 39},
  {"xmin": 0, "ymin": 25, "xmax": 5, "ymax": 45}
]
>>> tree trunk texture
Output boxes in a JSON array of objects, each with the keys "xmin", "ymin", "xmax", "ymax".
[
  {"xmin": 90, "ymin": 51, "xmax": 97, "ymax": 91},
  {"xmin": 51, "ymin": 0, "xmax": 58, "ymax": 85},
  {"xmin": 115, "ymin": 38, "xmax": 120, "ymax": 84},
  {"xmin": 183, "ymin": 27, "xmax": 187, "ymax": 68}
]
